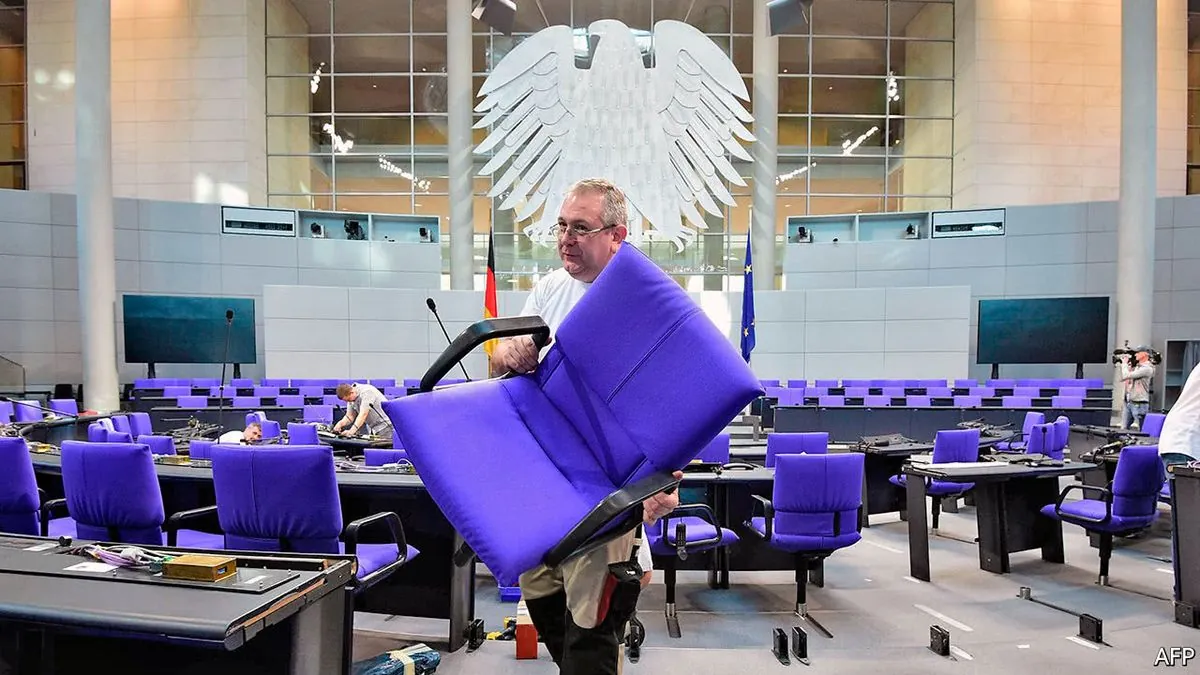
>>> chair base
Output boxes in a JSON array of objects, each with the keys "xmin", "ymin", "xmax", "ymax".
[
  {"xmin": 665, "ymin": 602, "xmax": 682, "ymax": 639},
  {"xmin": 795, "ymin": 603, "xmax": 833, "ymax": 639}
]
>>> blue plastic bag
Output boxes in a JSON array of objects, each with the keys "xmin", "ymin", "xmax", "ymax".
[{"xmin": 351, "ymin": 643, "xmax": 441, "ymax": 674}]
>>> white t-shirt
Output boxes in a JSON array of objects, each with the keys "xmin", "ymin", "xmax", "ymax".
[
  {"xmin": 218, "ymin": 430, "xmax": 245, "ymax": 444},
  {"xmin": 1159, "ymin": 362, "xmax": 1200, "ymax": 460},
  {"xmin": 520, "ymin": 267, "xmax": 654, "ymax": 573}
]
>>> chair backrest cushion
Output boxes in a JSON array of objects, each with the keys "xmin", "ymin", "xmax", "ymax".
[
  {"xmin": 60, "ymin": 441, "xmax": 165, "ymax": 545},
  {"xmin": 1112, "ymin": 445, "xmax": 1166, "ymax": 518},
  {"xmin": 772, "ymin": 453, "xmax": 864, "ymax": 541},
  {"xmin": 211, "ymin": 445, "xmax": 343, "ymax": 553},
  {"xmin": 932, "ymin": 428, "xmax": 980, "ymax": 464},
  {"xmin": 0, "ymin": 438, "xmax": 39, "ymax": 535},
  {"xmin": 696, "ymin": 433, "xmax": 730, "ymax": 464},
  {"xmin": 766, "ymin": 432, "xmax": 828, "ymax": 467}
]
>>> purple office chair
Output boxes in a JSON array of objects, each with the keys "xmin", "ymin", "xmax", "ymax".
[
  {"xmin": 0, "ymin": 437, "xmax": 73, "ymax": 537},
  {"xmin": 193, "ymin": 378, "xmax": 220, "ymax": 388},
  {"xmin": 906, "ymin": 396, "xmax": 931, "ymax": 407},
  {"xmin": 1052, "ymin": 396, "xmax": 1083, "ymax": 408},
  {"xmin": 232, "ymin": 396, "xmax": 260, "ymax": 409},
  {"xmin": 882, "ymin": 387, "xmax": 904, "ymax": 397},
  {"xmin": 1047, "ymin": 416, "xmax": 1070, "ymax": 461},
  {"xmin": 49, "ymin": 399, "xmax": 78, "ymax": 417},
  {"xmin": 384, "ymin": 387, "xmax": 405, "ymax": 398},
  {"xmin": 818, "ymin": 395, "xmax": 845, "ymax": 407},
  {"xmin": 889, "ymin": 428, "xmax": 980, "ymax": 530},
  {"xmin": 1058, "ymin": 387, "xmax": 1087, "ymax": 398},
  {"xmin": 844, "ymin": 387, "xmax": 869, "ymax": 397},
  {"xmin": 87, "ymin": 419, "xmax": 114, "ymax": 442},
  {"xmin": 863, "ymin": 395, "xmax": 891, "ymax": 407},
  {"xmin": 210, "ymin": 445, "xmax": 416, "ymax": 587},
  {"xmin": 382, "ymin": 244, "xmax": 762, "ymax": 586},
  {"xmin": 163, "ymin": 386, "xmax": 191, "ymax": 398},
  {"xmin": 254, "ymin": 386, "xmax": 280, "ymax": 398},
  {"xmin": 177, "ymin": 396, "xmax": 208, "ymax": 408},
  {"xmin": 59, "ymin": 441, "xmax": 221, "ymax": 547},
  {"xmin": 136, "ymin": 434, "xmax": 177, "ymax": 456},
  {"xmin": 189, "ymin": 439, "xmax": 215, "ymax": 460},
  {"xmin": 277, "ymin": 395, "xmax": 304, "ymax": 407},
  {"xmin": 927, "ymin": 387, "xmax": 953, "ymax": 398},
  {"xmin": 13, "ymin": 401, "xmax": 42, "ymax": 423},
  {"xmin": 287, "ymin": 422, "xmax": 319, "ymax": 445},
  {"xmin": 969, "ymin": 387, "xmax": 995, "ymax": 398},
  {"xmin": 1040, "ymin": 445, "xmax": 1165, "ymax": 585},
  {"xmin": 370, "ymin": 379, "xmax": 397, "ymax": 388},
  {"xmin": 231, "ymin": 378, "xmax": 253, "ymax": 388},
  {"xmin": 128, "ymin": 412, "xmax": 153, "ymax": 438},
  {"xmin": 1002, "ymin": 395, "xmax": 1033, "ymax": 408},
  {"xmin": 647, "ymin": 433, "xmax": 739, "ymax": 638},
  {"xmin": 954, "ymin": 395, "xmax": 982, "ymax": 408},
  {"xmin": 110, "ymin": 415, "xmax": 132, "ymax": 435},
  {"xmin": 1141, "ymin": 413, "xmax": 1166, "ymax": 437},
  {"xmin": 745, "ymin": 452, "xmax": 864, "ymax": 637},
  {"xmin": 365, "ymin": 448, "xmax": 410, "ymax": 466},
  {"xmin": 304, "ymin": 405, "xmax": 334, "ymax": 424},
  {"xmin": 299, "ymin": 386, "xmax": 325, "ymax": 398},
  {"xmin": 766, "ymin": 432, "xmax": 828, "ymax": 468},
  {"xmin": 1013, "ymin": 387, "xmax": 1040, "ymax": 397},
  {"xmin": 995, "ymin": 411, "xmax": 1046, "ymax": 451},
  {"xmin": 0, "ymin": 400, "xmax": 12, "ymax": 423}
]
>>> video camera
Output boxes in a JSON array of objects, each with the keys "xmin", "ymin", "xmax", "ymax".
[{"xmin": 1111, "ymin": 340, "xmax": 1162, "ymax": 366}]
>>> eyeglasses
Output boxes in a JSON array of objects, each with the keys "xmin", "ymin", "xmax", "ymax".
[{"xmin": 556, "ymin": 222, "xmax": 616, "ymax": 239}]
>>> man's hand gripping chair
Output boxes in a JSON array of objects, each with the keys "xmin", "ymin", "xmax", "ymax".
[{"xmin": 382, "ymin": 243, "xmax": 763, "ymax": 656}]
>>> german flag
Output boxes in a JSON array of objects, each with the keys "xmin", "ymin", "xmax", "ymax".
[{"xmin": 483, "ymin": 227, "xmax": 498, "ymax": 362}]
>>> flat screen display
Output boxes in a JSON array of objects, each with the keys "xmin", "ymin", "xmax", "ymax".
[
  {"xmin": 976, "ymin": 297, "xmax": 1109, "ymax": 364},
  {"xmin": 123, "ymin": 295, "xmax": 257, "ymax": 364}
]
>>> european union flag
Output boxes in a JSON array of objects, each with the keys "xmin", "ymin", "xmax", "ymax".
[{"xmin": 740, "ymin": 232, "xmax": 755, "ymax": 363}]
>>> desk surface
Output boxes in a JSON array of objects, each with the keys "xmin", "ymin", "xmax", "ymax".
[
  {"xmin": 905, "ymin": 459, "xmax": 1094, "ymax": 482},
  {"xmin": 0, "ymin": 535, "xmax": 353, "ymax": 648}
]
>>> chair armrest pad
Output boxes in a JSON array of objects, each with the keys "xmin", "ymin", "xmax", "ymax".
[
  {"xmin": 39, "ymin": 498, "xmax": 69, "ymax": 537},
  {"xmin": 1054, "ymin": 484, "xmax": 1112, "ymax": 524},
  {"xmin": 421, "ymin": 316, "xmax": 550, "ymax": 391},
  {"xmin": 661, "ymin": 504, "xmax": 723, "ymax": 550},
  {"xmin": 343, "ymin": 511, "xmax": 408, "ymax": 559},
  {"xmin": 746, "ymin": 495, "xmax": 774, "ymax": 540},
  {"xmin": 543, "ymin": 471, "xmax": 680, "ymax": 569},
  {"xmin": 165, "ymin": 505, "xmax": 220, "ymax": 547}
]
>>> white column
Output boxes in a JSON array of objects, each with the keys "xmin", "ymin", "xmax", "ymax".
[
  {"xmin": 751, "ymin": 0, "xmax": 778, "ymax": 291},
  {"xmin": 1114, "ymin": 0, "xmax": 1157, "ymax": 411},
  {"xmin": 76, "ymin": 1, "xmax": 119, "ymax": 412},
  {"xmin": 447, "ymin": 0, "xmax": 475, "ymax": 290}
]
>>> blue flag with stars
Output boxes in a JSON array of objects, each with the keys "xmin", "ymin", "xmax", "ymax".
[{"xmin": 740, "ymin": 232, "xmax": 755, "ymax": 363}]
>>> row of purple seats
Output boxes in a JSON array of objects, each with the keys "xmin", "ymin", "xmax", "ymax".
[
  {"xmin": 772, "ymin": 393, "xmax": 1087, "ymax": 408},
  {"xmin": 760, "ymin": 378, "xmax": 1106, "ymax": 389}
]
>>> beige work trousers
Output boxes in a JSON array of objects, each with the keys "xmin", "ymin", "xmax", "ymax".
[{"xmin": 518, "ymin": 529, "xmax": 639, "ymax": 630}]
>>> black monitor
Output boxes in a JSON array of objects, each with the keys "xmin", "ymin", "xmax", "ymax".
[
  {"xmin": 123, "ymin": 295, "xmax": 257, "ymax": 364},
  {"xmin": 976, "ymin": 297, "xmax": 1109, "ymax": 364}
]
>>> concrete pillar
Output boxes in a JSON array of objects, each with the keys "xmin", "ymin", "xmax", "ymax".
[
  {"xmin": 1114, "ymin": 0, "xmax": 1157, "ymax": 411},
  {"xmin": 76, "ymin": 1, "xmax": 119, "ymax": 412},
  {"xmin": 751, "ymin": 0, "xmax": 778, "ymax": 291},
  {"xmin": 447, "ymin": 0, "xmax": 475, "ymax": 290}
]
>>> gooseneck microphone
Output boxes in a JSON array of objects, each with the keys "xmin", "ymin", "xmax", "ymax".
[
  {"xmin": 0, "ymin": 395, "xmax": 80, "ymax": 421},
  {"xmin": 217, "ymin": 308, "xmax": 235, "ymax": 435},
  {"xmin": 425, "ymin": 298, "xmax": 471, "ymax": 381}
]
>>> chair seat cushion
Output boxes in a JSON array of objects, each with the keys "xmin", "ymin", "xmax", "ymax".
[
  {"xmin": 888, "ymin": 474, "xmax": 974, "ymax": 495},
  {"xmin": 1038, "ymin": 500, "xmax": 1156, "ymax": 533},
  {"xmin": 343, "ymin": 542, "xmax": 419, "ymax": 579},
  {"xmin": 646, "ymin": 516, "xmax": 738, "ymax": 555},
  {"xmin": 385, "ymin": 381, "xmax": 617, "ymax": 586},
  {"xmin": 47, "ymin": 517, "xmax": 75, "ymax": 538},
  {"xmin": 174, "ymin": 529, "xmax": 225, "ymax": 549},
  {"xmin": 749, "ymin": 517, "xmax": 860, "ymax": 552},
  {"xmin": 993, "ymin": 441, "xmax": 1023, "ymax": 451}
]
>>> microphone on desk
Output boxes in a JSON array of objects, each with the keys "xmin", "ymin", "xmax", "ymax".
[
  {"xmin": 0, "ymin": 395, "xmax": 81, "ymax": 422},
  {"xmin": 216, "ymin": 308, "xmax": 236, "ymax": 435},
  {"xmin": 425, "ymin": 298, "xmax": 471, "ymax": 382}
]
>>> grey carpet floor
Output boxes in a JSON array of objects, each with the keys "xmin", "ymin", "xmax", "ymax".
[{"xmin": 351, "ymin": 499, "xmax": 1194, "ymax": 674}]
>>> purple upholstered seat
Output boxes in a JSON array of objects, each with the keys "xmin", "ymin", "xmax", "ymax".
[
  {"xmin": 745, "ymin": 453, "xmax": 863, "ymax": 618},
  {"xmin": 889, "ymin": 428, "xmax": 980, "ymax": 527},
  {"xmin": 137, "ymin": 434, "xmax": 177, "ymax": 456},
  {"xmin": 304, "ymin": 405, "xmax": 334, "ymax": 424},
  {"xmin": 695, "ymin": 433, "xmax": 730, "ymax": 464},
  {"xmin": 954, "ymin": 395, "xmax": 982, "ymax": 408},
  {"xmin": 287, "ymin": 422, "xmax": 319, "ymax": 445},
  {"xmin": 299, "ymin": 386, "xmax": 325, "ymax": 398},
  {"xmin": 110, "ymin": 415, "xmax": 131, "ymax": 435},
  {"xmin": 905, "ymin": 395, "xmax": 931, "ymax": 407},
  {"xmin": 128, "ymin": 412, "xmax": 153, "ymax": 438},
  {"xmin": 969, "ymin": 387, "xmax": 995, "ymax": 398},
  {"xmin": 382, "ymin": 244, "xmax": 762, "ymax": 585},
  {"xmin": 87, "ymin": 419, "xmax": 114, "ymax": 442},
  {"xmin": 882, "ymin": 387, "xmax": 904, "ymax": 397},
  {"xmin": 995, "ymin": 411, "xmax": 1045, "ymax": 451},
  {"xmin": 254, "ymin": 386, "xmax": 280, "ymax": 398},
  {"xmin": 232, "ymin": 396, "xmax": 260, "ymax": 409},
  {"xmin": 59, "ymin": 441, "xmax": 220, "ymax": 548},
  {"xmin": 0, "ymin": 437, "xmax": 72, "ymax": 536},
  {"xmin": 1040, "ymin": 445, "xmax": 1164, "ymax": 583},
  {"xmin": 786, "ymin": 379, "xmax": 806, "ymax": 389},
  {"xmin": 818, "ymin": 395, "xmax": 845, "ymax": 407},
  {"xmin": 163, "ymin": 386, "xmax": 191, "ymax": 398},
  {"xmin": 1002, "ymin": 395, "xmax": 1033, "ymax": 407},
  {"xmin": 262, "ymin": 378, "xmax": 289, "ymax": 388},
  {"xmin": 12, "ymin": 401, "xmax": 43, "ymax": 423},
  {"xmin": 863, "ymin": 395, "xmax": 891, "ymax": 407},
  {"xmin": 189, "ymin": 439, "xmax": 215, "ymax": 460},
  {"xmin": 210, "ymin": 445, "xmax": 416, "ymax": 584},
  {"xmin": 844, "ymin": 387, "xmax": 869, "ymax": 398},
  {"xmin": 370, "ymin": 378, "xmax": 397, "ymax": 388},
  {"xmin": 49, "ymin": 399, "xmax": 78, "ymax": 416},
  {"xmin": 277, "ymin": 394, "xmax": 304, "ymax": 407},
  {"xmin": 927, "ymin": 387, "xmax": 952, "ymax": 397},
  {"xmin": 1142, "ymin": 413, "xmax": 1166, "ymax": 437},
  {"xmin": 814, "ymin": 379, "xmax": 838, "ymax": 388},
  {"xmin": 1058, "ymin": 387, "xmax": 1087, "ymax": 398},
  {"xmin": 766, "ymin": 432, "xmax": 828, "ymax": 468},
  {"xmin": 0, "ymin": 400, "xmax": 12, "ymax": 423},
  {"xmin": 177, "ymin": 396, "xmax": 208, "ymax": 408},
  {"xmin": 231, "ymin": 378, "xmax": 253, "ymax": 387},
  {"xmin": 1013, "ymin": 387, "xmax": 1040, "ymax": 397},
  {"xmin": 1052, "ymin": 396, "xmax": 1083, "ymax": 408},
  {"xmin": 365, "ymin": 448, "xmax": 409, "ymax": 466}
]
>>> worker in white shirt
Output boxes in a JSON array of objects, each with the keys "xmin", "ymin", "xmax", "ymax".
[
  {"xmin": 217, "ymin": 422, "xmax": 262, "ymax": 444},
  {"xmin": 1158, "ymin": 361, "xmax": 1200, "ymax": 464}
]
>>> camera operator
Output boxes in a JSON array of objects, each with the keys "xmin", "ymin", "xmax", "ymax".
[{"xmin": 1116, "ymin": 345, "xmax": 1156, "ymax": 430}]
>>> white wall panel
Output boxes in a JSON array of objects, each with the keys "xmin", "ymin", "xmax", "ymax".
[{"xmin": 806, "ymin": 289, "xmax": 886, "ymax": 322}]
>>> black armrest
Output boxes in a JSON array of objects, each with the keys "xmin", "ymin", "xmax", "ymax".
[
  {"xmin": 343, "ymin": 511, "xmax": 408, "ymax": 562},
  {"xmin": 1054, "ymin": 484, "xmax": 1112, "ymax": 524},
  {"xmin": 420, "ymin": 316, "xmax": 551, "ymax": 392},
  {"xmin": 745, "ymin": 494, "xmax": 774, "ymax": 541},
  {"xmin": 164, "ymin": 505, "xmax": 220, "ymax": 547},
  {"xmin": 543, "ymin": 471, "xmax": 679, "ymax": 569},
  {"xmin": 660, "ymin": 503, "xmax": 722, "ymax": 560},
  {"xmin": 722, "ymin": 462, "xmax": 758, "ymax": 471},
  {"xmin": 39, "ymin": 498, "xmax": 69, "ymax": 538}
]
